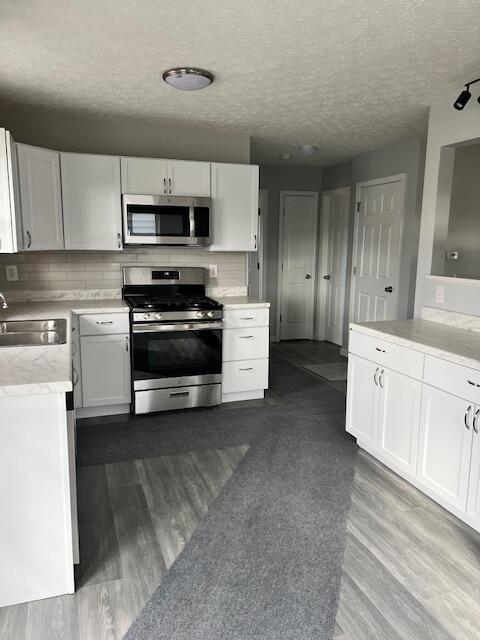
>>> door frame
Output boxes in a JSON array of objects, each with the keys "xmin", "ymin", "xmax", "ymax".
[
  {"xmin": 316, "ymin": 186, "xmax": 351, "ymax": 342},
  {"xmin": 349, "ymin": 174, "xmax": 406, "ymax": 326},
  {"xmin": 247, "ymin": 189, "xmax": 268, "ymax": 299},
  {"xmin": 276, "ymin": 190, "xmax": 319, "ymax": 342}
]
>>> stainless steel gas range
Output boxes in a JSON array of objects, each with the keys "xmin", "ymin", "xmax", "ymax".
[{"xmin": 122, "ymin": 266, "xmax": 223, "ymax": 414}]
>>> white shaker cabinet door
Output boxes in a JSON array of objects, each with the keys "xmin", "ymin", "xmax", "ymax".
[
  {"xmin": 61, "ymin": 153, "xmax": 122, "ymax": 250},
  {"xmin": 17, "ymin": 144, "xmax": 64, "ymax": 250},
  {"xmin": 210, "ymin": 163, "xmax": 259, "ymax": 251},
  {"xmin": 417, "ymin": 385, "xmax": 473, "ymax": 512},
  {"xmin": 120, "ymin": 157, "xmax": 167, "ymax": 194},
  {"xmin": 346, "ymin": 354, "xmax": 380, "ymax": 449},
  {"xmin": 167, "ymin": 160, "xmax": 210, "ymax": 197},
  {"xmin": 377, "ymin": 367, "xmax": 422, "ymax": 478},
  {"xmin": 467, "ymin": 408, "xmax": 480, "ymax": 528},
  {"xmin": 0, "ymin": 128, "xmax": 22, "ymax": 253},
  {"xmin": 80, "ymin": 334, "xmax": 131, "ymax": 407}
]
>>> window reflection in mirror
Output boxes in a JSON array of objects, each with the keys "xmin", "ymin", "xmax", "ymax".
[{"xmin": 431, "ymin": 140, "xmax": 480, "ymax": 280}]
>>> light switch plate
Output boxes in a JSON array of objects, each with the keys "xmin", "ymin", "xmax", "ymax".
[
  {"xmin": 208, "ymin": 264, "xmax": 218, "ymax": 278},
  {"xmin": 435, "ymin": 285, "xmax": 445, "ymax": 304},
  {"xmin": 5, "ymin": 265, "xmax": 18, "ymax": 281}
]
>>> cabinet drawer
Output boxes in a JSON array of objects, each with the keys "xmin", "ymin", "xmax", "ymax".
[
  {"xmin": 223, "ymin": 327, "xmax": 269, "ymax": 362},
  {"xmin": 222, "ymin": 307, "xmax": 269, "ymax": 329},
  {"xmin": 349, "ymin": 330, "xmax": 424, "ymax": 380},
  {"xmin": 79, "ymin": 313, "xmax": 129, "ymax": 336},
  {"xmin": 424, "ymin": 355, "xmax": 480, "ymax": 403},
  {"xmin": 222, "ymin": 359, "xmax": 268, "ymax": 393}
]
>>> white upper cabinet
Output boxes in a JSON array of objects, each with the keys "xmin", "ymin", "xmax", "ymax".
[
  {"xmin": 166, "ymin": 160, "xmax": 210, "ymax": 196},
  {"xmin": 0, "ymin": 128, "xmax": 22, "ymax": 253},
  {"xmin": 17, "ymin": 144, "xmax": 64, "ymax": 251},
  {"xmin": 120, "ymin": 157, "xmax": 210, "ymax": 196},
  {"xmin": 210, "ymin": 163, "xmax": 259, "ymax": 251},
  {"xmin": 120, "ymin": 157, "xmax": 167, "ymax": 194},
  {"xmin": 61, "ymin": 153, "xmax": 122, "ymax": 251}
]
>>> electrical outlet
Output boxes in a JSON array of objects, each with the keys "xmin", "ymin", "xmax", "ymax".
[
  {"xmin": 435, "ymin": 285, "xmax": 445, "ymax": 304},
  {"xmin": 5, "ymin": 265, "xmax": 18, "ymax": 282},
  {"xmin": 208, "ymin": 264, "xmax": 218, "ymax": 279}
]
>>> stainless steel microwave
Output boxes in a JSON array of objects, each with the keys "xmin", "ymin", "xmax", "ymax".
[{"xmin": 122, "ymin": 194, "xmax": 211, "ymax": 246}]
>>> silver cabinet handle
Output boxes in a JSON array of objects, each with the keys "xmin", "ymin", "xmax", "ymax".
[
  {"xmin": 117, "ymin": 232, "xmax": 122, "ymax": 249},
  {"xmin": 239, "ymin": 335, "xmax": 253, "ymax": 339},
  {"xmin": 305, "ymin": 274, "xmax": 311, "ymax": 279},
  {"xmin": 375, "ymin": 347, "xmax": 386, "ymax": 353},
  {"xmin": 474, "ymin": 409, "xmax": 480, "ymax": 434},
  {"xmin": 373, "ymin": 367, "xmax": 379, "ymax": 386},
  {"xmin": 96, "ymin": 320, "xmax": 114, "ymax": 325},
  {"xmin": 26, "ymin": 230, "xmax": 32, "ymax": 248},
  {"xmin": 73, "ymin": 366, "xmax": 79, "ymax": 388},
  {"xmin": 239, "ymin": 367, "xmax": 253, "ymax": 371},
  {"xmin": 125, "ymin": 336, "xmax": 129, "ymax": 352},
  {"xmin": 465, "ymin": 405, "xmax": 473, "ymax": 430},
  {"xmin": 241, "ymin": 317, "xmax": 254, "ymax": 321},
  {"xmin": 379, "ymin": 369, "xmax": 384, "ymax": 388},
  {"xmin": 170, "ymin": 390, "xmax": 189, "ymax": 398},
  {"xmin": 163, "ymin": 177, "xmax": 167, "ymax": 194},
  {"xmin": 467, "ymin": 379, "xmax": 480, "ymax": 388}
]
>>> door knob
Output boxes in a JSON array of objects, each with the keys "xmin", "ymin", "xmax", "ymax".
[
  {"xmin": 305, "ymin": 274, "xmax": 311, "ymax": 279},
  {"xmin": 384, "ymin": 286, "xmax": 393, "ymax": 293},
  {"xmin": 324, "ymin": 274, "xmax": 331, "ymax": 280}
]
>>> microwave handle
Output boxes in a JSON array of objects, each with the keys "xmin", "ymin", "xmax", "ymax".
[{"xmin": 189, "ymin": 204, "xmax": 195, "ymax": 239}]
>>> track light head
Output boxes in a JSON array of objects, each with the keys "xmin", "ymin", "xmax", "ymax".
[{"xmin": 454, "ymin": 88, "xmax": 472, "ymax": 110}]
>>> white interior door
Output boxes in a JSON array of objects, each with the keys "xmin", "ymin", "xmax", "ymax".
[
  {"xmin": 323, "ymin": 189, "xmax": 349, "ymax": 345},
  {"xmin": 351, "ymin": 178, "xmax": 404, "ymax": 323},
  {"xmin": 279, "ymin": 192, "xmax": 317, "ymax": 340}
]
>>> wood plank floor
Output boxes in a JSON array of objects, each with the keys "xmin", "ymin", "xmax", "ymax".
[
  {"xmin": 0, "ymin": 446, "xmax": 249, "ymax": 640},
  {"xmin": 2, "ymin": 340, "xmax": 480, "ymax": 639}
]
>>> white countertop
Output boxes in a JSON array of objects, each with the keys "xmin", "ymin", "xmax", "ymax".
[
  {"xmin": 0, "ymin": 300, "xmax": 128, "ymax": 398},
  {"xmin": 214, "ymin": 296, "xmax": 270, "ymax": 309},
  {"xmin": 351, "ymin": 319, "xmax": 480, "ymax": 370},
  {"xmin": 0, "ymin": 295, "xmax": 269, "ymax": 398}
]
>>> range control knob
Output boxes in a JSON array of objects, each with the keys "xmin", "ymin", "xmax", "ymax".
[
  {"xmin": 196, "ymin": 311, "xmax": 204, "ymax": 319},
  {"xmin": 206, "ymin": 311, "xmax": 214, "ymax": 318},
  {"xmin": 143, "ymin": 313, "xmax": 149, "ymax": 320},
  {"xmin": 154, "ymin": 312, "xmax": 162, "ymax": 320}
]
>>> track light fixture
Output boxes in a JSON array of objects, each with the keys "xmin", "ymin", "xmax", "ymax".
[{"xmin": 454, "ymin": 78, "xmax": 480, "ymax": 110}]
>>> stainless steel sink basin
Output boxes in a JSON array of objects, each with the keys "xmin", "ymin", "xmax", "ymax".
[{"xmin": 0, "ymin": 319, "xmax": 67, "ymax": 347}]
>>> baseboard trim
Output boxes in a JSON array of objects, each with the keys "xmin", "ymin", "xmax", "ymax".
[
  {"xmin": 76, "ymin": 403, "xmax": 130, "ymax": 419},
  {"xmin": 222, "ymin": 390, "xmax": 265, "ymax": 403}
]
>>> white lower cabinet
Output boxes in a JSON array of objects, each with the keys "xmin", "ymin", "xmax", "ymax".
[
  {"xmin": 378, "ymin": 368, "xmax": 422, "ymax": 476},
  {"xmin": 417, "ymin": 385, "xmax": 473, "ymax": 512},
  {"xmin": 80, "ymin": 334, "xmax": 131, "ymax": 407},
  {"xmin": 348, "ymin": 326, "xmax": 480, "ymax": 533},
  {"xmin": 221, "ymin": 306, "xmax": 269, "ymax": 402},
  {"xmin": 346, "ymin": 355, "xmax": 380, "ymax": 448}
]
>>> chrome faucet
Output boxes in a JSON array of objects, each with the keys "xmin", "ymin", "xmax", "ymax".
[{"xmin": 0, "ymin": 292, "xmax": 8, "ymax": 310}]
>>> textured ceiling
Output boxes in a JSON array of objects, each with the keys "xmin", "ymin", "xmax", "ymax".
[{"xmin": 1, "ymin": 0, "xmax": 480, "ymax": 166}]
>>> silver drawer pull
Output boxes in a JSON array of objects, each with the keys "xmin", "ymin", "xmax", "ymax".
[
  {"xmin": 239, "ymin": 367, "xmax": 253, "ymax": 371},
  {"xmin": 241, "ymin": 317, "xmax": 254, "ymax": 320},
  {"xmin": 375, "ymin": 347, "xmax": 386, "ymax": 353},
  {"xmin": 239, "ymin": 335, "xmax": 254, "ymax": 339},
  {"xmin": 379, "ymin": 369, "xmax": 384, "ymax": 388},
  {"xmin": 96, "ymin": 320, "xmax": 114, "ymax": 325},
  {"xmin": 373, "ymin": 367, "xmax": 379, "ymax": 386},
  {"xmin": 170, "ymin": 391, "xmax": 189, "ymax": 398},
  {"xmin": 467, "ymin": 380, "xmax": 480, "ymax": 388},
  {"xmin": 474, "ymin": 409, "xmax": 480, "ymax": 435}
]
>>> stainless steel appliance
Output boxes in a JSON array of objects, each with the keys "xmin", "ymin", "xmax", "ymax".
[
  {"xmin": 123, "ymin": 266, "xmax": 222, "ymax": 414},
  {"xmin": 122, "ymin": 194, "xmax": 211, "ymax": 246}
]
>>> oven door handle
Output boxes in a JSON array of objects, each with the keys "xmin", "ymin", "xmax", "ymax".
[{"xmin": 133, "ymin": 322, "xmax": 223, "ymax": 333}]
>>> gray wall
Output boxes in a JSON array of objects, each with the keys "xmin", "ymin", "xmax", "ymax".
[
  {"xmin": 0, "ymin": 108, "xmax": 250, "ymax": 163},
  {"xmin": 322, "ymin": 161, "xmax": 352, "ymax": 192},
  {"xmin": 259, "ymin": 165, "xmax": 322, "ymax": 338}
]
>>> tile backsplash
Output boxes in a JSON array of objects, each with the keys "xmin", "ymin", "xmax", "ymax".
[{"xmin": 0, "ymin": 247, "xmax": 247, "ymax": 292}]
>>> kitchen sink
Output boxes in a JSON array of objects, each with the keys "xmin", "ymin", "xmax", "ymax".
[{"xmin": 0, "ymin": 318, "xmax": 67, "ymax": 347}]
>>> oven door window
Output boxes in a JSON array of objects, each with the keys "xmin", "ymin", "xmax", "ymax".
[
  {"xmin": 126, "ymin": 205, "xmax": 190, "ymax": 238},
  {"xmin": 133, "ymin": 329, "xmax": 222, "ymax": 380}
]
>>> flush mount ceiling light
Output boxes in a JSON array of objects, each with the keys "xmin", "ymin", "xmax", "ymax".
[
  {"xmin": 162, "ymin": 67, "xmax": 214, "ymax": 91},
  {"xmin": 453, "ymin": 77, "xmax": 480, "ymax": 110},
  {"xmin": 300, "ymin": 144, "xmax": 317, "ymax": 156}
]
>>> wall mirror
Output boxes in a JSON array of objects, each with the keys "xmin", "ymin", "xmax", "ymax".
[{"xmin": 431, "ymin": 139, "xmax": 480, "ymax": 280}]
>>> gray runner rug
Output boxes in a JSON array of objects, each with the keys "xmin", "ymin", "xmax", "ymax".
[{"xmin": 124, "ymin": 408, "xmax": 356, "ymax": 640}]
